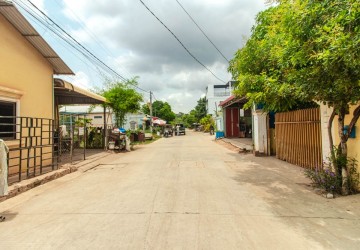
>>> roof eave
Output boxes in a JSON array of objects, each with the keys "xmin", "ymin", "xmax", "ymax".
[{"xmin": 0, "ymin": 1, "xmax": 74, "ymax": 75}]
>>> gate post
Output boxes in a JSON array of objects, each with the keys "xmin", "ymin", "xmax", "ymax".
[{"xmin": 252, "ymin": 106, "xmax": 268, "ymax": 156}]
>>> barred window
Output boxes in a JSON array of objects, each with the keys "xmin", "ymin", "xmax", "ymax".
[{"xmin": 0, "ymin": 100, "xmax": 16, "ymax": 140}]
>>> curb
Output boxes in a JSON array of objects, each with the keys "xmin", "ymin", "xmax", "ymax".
[{"xmin": 0, "ymin": 151, "xmax": 111, "ymax": 203}]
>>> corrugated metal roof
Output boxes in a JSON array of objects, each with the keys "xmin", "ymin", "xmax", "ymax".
[
  {"xmin": 54, "ymin": 78, "xmax": 106, "ymax": 105},
  {"xmin": 219, "ymin": 95, "xmax": 247, "ymax": 108},
  {"xmin": 0, "ymin": 1, "xmax": 74, "ymax": 75}
]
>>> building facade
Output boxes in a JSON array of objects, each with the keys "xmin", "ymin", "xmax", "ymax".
[{"xmin": 205, "ymin": 82, "xmax": 233, "ymax": 117}]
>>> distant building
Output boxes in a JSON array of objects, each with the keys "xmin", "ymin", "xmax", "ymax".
[
  {"xmin": 205, "ymin": 81, "xmax": 234, "ymax": 117},
  {"xmin": 123, "ymin": 113, "xmax": 145, "ymax": 131},
  {"xmin": 59, "ymin": 105, "xmax": 113, "ymax": 128}
]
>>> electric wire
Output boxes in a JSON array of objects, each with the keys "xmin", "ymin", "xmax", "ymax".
[
  {"xmin": 15, "ymin": 0, "xmax": 120, "ymax": 81},
  {"xmin": 17, "ymin": 0, "xmax": 151, "ymax": 93},
  {"xmin": 52, "ymin": 0, "xmax": 134, "ymax": 80},
  {"xmin": 13, "ymin": 0, "xmax": 115, "ymax": 82},
  {"xmin": 24, "ymin": 0, "xmax": 128, "ymax": 82},
  {"xmin": 151, "ymin": 92, "xmax": 158, "ymax": 102},
  {"xmin": 175, "ymin": 0, "xmax": 229, "ymax": 63},
  {"xmin": 139, "ymin": 0, "xmax": 227, "ymax": 84}
]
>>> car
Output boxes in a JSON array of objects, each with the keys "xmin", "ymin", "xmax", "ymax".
[{"xmin": 175, "ymin": 123, "xmax": 186, "ymax": 135}]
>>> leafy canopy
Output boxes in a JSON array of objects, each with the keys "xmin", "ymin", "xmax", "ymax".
[
  {"xmin": 194, "ymin": 97, "xmax": 207, "ymax": 121},
  {"xmin": 229, "ymin": 0, "xmax": 360, "ymax": 113},
  {"xmin": 142, "ymin": 100, "xmax": 176, "ymax": 123},
  {"xmin": 229, "ymin": 0, "xmax": 360, "ymax": 191},
  {"xmin": 101, "ymin": 78, "xmax": 143, "ymax": 127}
]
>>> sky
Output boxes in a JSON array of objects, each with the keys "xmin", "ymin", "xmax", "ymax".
[{"xmin": 15, "ymin": 0, "xmax": 268, "ymax": 113}]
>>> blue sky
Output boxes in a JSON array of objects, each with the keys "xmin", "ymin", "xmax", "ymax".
[{"xmin": 15, "ymin": 0, "xmax": 267, "ymax": 113}]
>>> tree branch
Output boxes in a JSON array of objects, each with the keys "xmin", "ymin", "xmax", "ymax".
[
  {"xmin": 328, "ymin": 108, "xmax": 336, "ymax": 153},
  {"xmin": 347, "ymin": 105, "xmax": 360, "ymax": 140}
]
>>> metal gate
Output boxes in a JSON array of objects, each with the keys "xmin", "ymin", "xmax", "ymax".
[{"xmin": 0, "ymin": 116, "xmax": 59, "ymax": 185}]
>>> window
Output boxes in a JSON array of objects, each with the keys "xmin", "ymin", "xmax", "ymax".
[
  {"xmin": 0, "ymin": 100, "xmax": 16, "ymax": 140},
  {"xmin": 94, "ymin": 116, "xmax": 102, "ymax": 119},
  {"xmin": 130, "ymin": 121, "xmax": 137, "ymax": 130}
]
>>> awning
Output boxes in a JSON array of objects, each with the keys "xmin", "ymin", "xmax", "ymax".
[
  {"xmin": 153, "ymin": 119, "xmax": 166, "ymax": 126},
  {"xmin": 0, "ymin": 1, "xmax": 74, "ymax": 75},
  {"xmin": 219, "ymin": 95, "xmax": 247, "ymax": 108},
  {"xmin": 54, "ymin": 78, "xmax": 106, "ymax": 105}
]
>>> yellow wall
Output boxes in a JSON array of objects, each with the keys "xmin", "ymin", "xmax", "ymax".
[
  {"xmin": 0, "ymin": 14, "xmax": 54, "ymax": 119},
  {"xmin": 333, "ymin": 104, "xmax": 360, "ymax": 174}
]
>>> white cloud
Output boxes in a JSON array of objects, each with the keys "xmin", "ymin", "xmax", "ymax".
[{"xmin": 51, "ymin": 0, "xmax": 267, "ymax": 113}]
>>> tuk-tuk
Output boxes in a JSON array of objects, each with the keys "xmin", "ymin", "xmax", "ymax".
[{"xmin": 163, "ymin": 124, "xmax": 173, "ymax": 137}]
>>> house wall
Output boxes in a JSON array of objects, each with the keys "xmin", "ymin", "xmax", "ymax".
[
  {"xmin": 333, "ymin": 104, "xmax": 360, "ymax": 174},
  {"xmin": 123, "ymin": 113, "xmax": 144, "ymax": 130},
  {"xmin": 0, "ymin": 14, "xmax": 54, "ymax": 119},
  {"xmin": 86, "ymin": 112, "xmax": 113, "ymax": 128},
  {"xmin": 252, "ymin": 109, "xmax": 268, "ymax": 155},
  {"xmin": 206, "ymin": 84, "xmax": 232, "ymax": 117},
  {"xmin": 320, "ymin": 104, "xmax": 335, "ymax": 163}
]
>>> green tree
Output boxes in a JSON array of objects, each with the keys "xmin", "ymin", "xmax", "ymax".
[
  {"xmin": 229, "ymin": 0, "xmax": 360, "ymax": 192},
  {"xmin": 228, "ymin": 5, "xmax": 316, "ymax": 112},
  {"xmin": 199, "ymin": 115, "xmax": 214, "ymax": 132},
  {"xmin": 183, "ymin": 113, "xmax": 197, "ymax": 128},
  {"xmin": 101, "ymin": 79, "xmax": 143, "ymax": 127},
  {"xmin": 174, "ymin": 112, "xmax": 197, "ymax": 128},
  {"xmin": 281, "ymin": 0, "xmax": 360, "ymax": 192},
  {"xmin": 142, "ymin": 100, "xmax": 176, "ymax": 123},
  {"xmin": 194, "ymin": 97, "xmax": 207, "ymax": 122}
]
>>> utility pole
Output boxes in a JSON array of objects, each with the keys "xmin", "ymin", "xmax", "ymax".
[{"xmin": 150, "ymin": 91, "xmax": 153, "ymax": 133}]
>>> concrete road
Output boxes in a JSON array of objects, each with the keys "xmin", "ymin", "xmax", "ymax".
[{"xmin": 0, "ymin": 131, "xmax": 359, "ymax": 249}]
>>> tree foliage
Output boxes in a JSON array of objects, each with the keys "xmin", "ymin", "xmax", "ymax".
[
  {"xmin": 199, "ymin": 114, "xmax": 214, "ymax": 132},
  {"xmin": 100, "ymin": 79, "xmax": 143, "ymax": 127},
  {"xmin": 229, "ymin": 0, "xmax": 360, "ymax": 193},
  {"xmin": 194, "ymin": 97, "xmax": 207, "ymax": 121},
  {"xmin": 174, "ymin": 112, "xmax": 197, "ymax": 128},
  {"xmin": 142, "ymin": 100, "xmax": 176, "ymax": 123}
]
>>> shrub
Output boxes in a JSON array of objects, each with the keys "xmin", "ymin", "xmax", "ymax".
[
  {"xmin": 345, "ymin": 158, "xmax": 360, "ymax": 194},
  {"xmin": 304, "ymin": 167, "xmax": 341, "ymax": 194},
  {"xmin": 304, "ymin": 156, "xmax": 359, "ymax": 195}
]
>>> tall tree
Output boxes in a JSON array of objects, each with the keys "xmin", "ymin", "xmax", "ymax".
[
  {"xmin": 142, "ymin": 100, "xmax": 176, "ymax": 122},
  {"xmin": 229, "ymin": 0, "xmax": 360, "ymax": 192},
  {"xmin": 101, "ymin": 79, "xmax": 143, "ymax": 127},
  {"xmin": 194, "ymin": 97, "xmax": 207, "ymax": 122}
]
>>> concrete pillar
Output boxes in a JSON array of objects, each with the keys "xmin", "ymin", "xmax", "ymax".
[
  {"xmin": 253, "ymin": 109, "xmax": 268, "ymax": 155},
  {"xmin": 319, "ymin": 103, "xmax": 334, "ymax": 164}
]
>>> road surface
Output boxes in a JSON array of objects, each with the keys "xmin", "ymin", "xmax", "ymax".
[{"xmin": 0, "ymin": 131, "xmax": 359, "ymax": 249}]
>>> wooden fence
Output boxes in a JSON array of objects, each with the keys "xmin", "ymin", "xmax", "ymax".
[{"xmin": 275, "ymin": 108, "xmax": 322, "ymax": 169}]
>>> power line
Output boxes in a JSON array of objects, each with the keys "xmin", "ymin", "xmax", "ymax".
[
  {"xmin": 151, "ymin": 92, "xmax": 158, "ymax": 102},
  {"xmin": 139, "ymin": 0, "xmax": 227, "ymax": 84},
  {"xmin": 175, "ymin": 0, "xmax": 229, "ymax": 63},
  {"xmin": 52, "ymin": 0, "xmax": 134, "ymax": 80},
  {"xmin": 24, "ymin": 0, "xmax": 128, "ymax": 82},
  {"xmin": 15, "ymin": 0, "xmax": 151, "ymax": 93},
  {"xmin": 14, "ymin": 0, "xmax": 115, "ymax": 82}
]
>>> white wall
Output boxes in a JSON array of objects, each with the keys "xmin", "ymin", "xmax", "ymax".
[
  {"xmin": 123, "ymin": 113, "xmax": 144, "ymax": 130},
  {"xmin": 253, "ymin": 109, "xmax": 268, "ymax": 154},
  {"xmin": 207, "ymin": 97, "xmax": 229, "ymax": 116},
  {"xmin": 320, "ymin": 103, "xmax": 335, "ymax": 163},
  {"xmin": 206, "ymin": 84, "xmax": 232, "ymax": 117}
]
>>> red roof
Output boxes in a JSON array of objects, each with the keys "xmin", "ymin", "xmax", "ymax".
[
  {"xmin": 219, "ymin": 95, "xmax": 248, "ymax": 107},
  {"xmin": 219, "ymin": 95, "xmax": 235, "ymax": 107}
]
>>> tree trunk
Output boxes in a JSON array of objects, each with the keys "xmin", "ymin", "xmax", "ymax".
[
  {"xmin": 328, "ymin": 108, "xmax": 336, "ymax": 158},
  {"xmin": 337, "ymin": 108, "xmax": 348, "ymax": 195}
]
